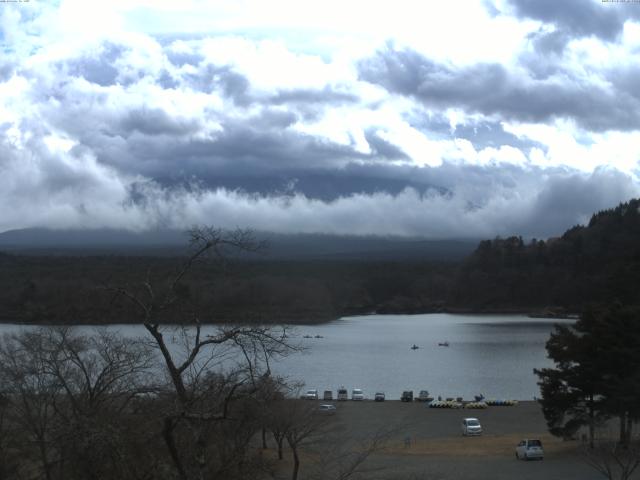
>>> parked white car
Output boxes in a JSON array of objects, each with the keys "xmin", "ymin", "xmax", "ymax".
[
  {"xmin": 305, "ymin": 389, "xmax": 318, "ymax": 400},
  {"xmin": 461, "ymin": 417, "xmax": 482, "ymax": 436},
  {"xmin": 516, "ymin": 439, "xmax": 544, "ymax": 460},
  {"xmin": 351, "ymin": 388, "xmax": 364, "ymax": 401},
  {"xmin": 318, "ymin": 404, "xmax": 336, "ymax": 415}
]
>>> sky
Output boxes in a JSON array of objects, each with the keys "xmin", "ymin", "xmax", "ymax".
[{"xmin": 1, "ymin": 0, "xmax": 640, "ymax": 239}]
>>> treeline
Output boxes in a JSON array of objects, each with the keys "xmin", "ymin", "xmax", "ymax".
[
  {"xmin": 0, "ymin": 254, "xmax": 455, "ymax": 325},
  {"xmin": 1, "ymin": 198, "xmax": 640, "ymax": 324},
  {"xmin": 451, "ymin": 198, "xmax": 640, "ymax": 312}
]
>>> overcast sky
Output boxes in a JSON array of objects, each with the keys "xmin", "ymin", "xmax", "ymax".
[{"xmin": 1, "ymin": 0, "xmax": 639, "ymax": 239}]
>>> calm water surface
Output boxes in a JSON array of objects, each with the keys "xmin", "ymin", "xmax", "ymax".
[
  {"xmin": 0, "ymin": 314, "xmax": 572, "ymax": 400},
  {"xmin": 274, "ymin": 313, "xmax": 572, "ymax": 400}
]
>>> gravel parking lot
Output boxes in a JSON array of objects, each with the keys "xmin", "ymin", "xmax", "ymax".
[{"xmin": 278, "ymin": 400, "xmax": 605, "ymax": 480}]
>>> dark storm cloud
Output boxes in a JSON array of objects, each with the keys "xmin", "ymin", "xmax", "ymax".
[
  {"xmin": 609, "ymin": 64, "xmax": 640, "ymax": 102},
  {"xmin": 268, "ymin": 86, "xmax": 359, "ymax": 105},
  {"xmin": 0, "ymin": 59, "xmax": 15, "ymax": 81},
  {"xmin": 168, "ymin": 167, "xmax": 443, "ymax": 202},
  {"xmin": 500, "ymin": 0, "xmax": 640, "ymax": 55},
  {"xmin": 527, "ymin": 29, "xmax": 571, "ymax": 55},
  {"xmin": 120, "ymin": 107, "xmax": 201, "ymax": 136},
  {"xmin": 44, "ymin": 98, "xmax": 407, "ymax": 193},
  {"xmin": 506, "ymin": 0, "xmax": 640, "ymax": 41},
  {"xmin": 185, "ymin": 64, "xmax": 251, "ymax": 105},
  {"xmin": 165, "ymin": 49, "xmax": 204, "ymax": 67},
  {"xmin": 452, "ymin": 122, "xmax": 544, "ymax": 151},
  {"xmin": 508, "ymin": 0, "xmax": 623, "ymax": 40},
  {"xmin": 359, "ymin": 47, "xmax": 640, "ymax": 131},
  {"xmin": 407, "ymin": 114, "xmax": 545, "ymax": 152},
  {"xmin": 65, "ymin": 43, "xmax": 124, "ymax": 86},
  {"xmin": 514, "ymin": 168, "xmax": 639, "ymax": 237},
  {"xmin": 364, "ymin": 130, "xmax": 410, "ymax": 160},
  {"xmin": 157, "ymin": 69, "xmax": 180, "ymax": 89},
  {"xmin": 2, "ymin": 6, "xmax": 640, "ymax": 242},
  {"xmin": 2, "ymin": 112, "xmax": 638, "ymax": 239},
  {"xmin": 153, "ymin": 158, "xmax": 543, "ymax": 206}
]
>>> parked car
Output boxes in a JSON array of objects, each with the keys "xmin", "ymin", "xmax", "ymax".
[
  {"xmin": 461, "ymin": 417, "xmax": 482, "ymax": 436},
  {"xmin": 417, "ymin": 390, "xmax": 433, "ymax": 402},
  {"xmin": 516, "ymin": 439, "xmax": 544, "ymax": 460},
  {"xmin": 351, "ymin": 388, "xmax": 364, "ymax": 401},
  {"xmin": 305, "ymin": 389, "xmax": 318, "ymax": 400},
  {"xmin": 401, "ymin": 390, "xmax": 414, "ymax": 402},
  {"xmin": 323, "ymin": 390, "xmax": 333, "ymax": 401},
  {"xmin": 337, "ymin": 387, "xmax": 349, "ymax": 401},
  {"xmin": 374, "ymin": 392, "xmax": 385, "ymax": 402},
  {"xmin": 317, "ymin": 404, "xmax": 336, "ymax": 415}
]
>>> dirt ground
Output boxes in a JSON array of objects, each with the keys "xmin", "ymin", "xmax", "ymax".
[{"xmin": 270, "ymin": 400, "xmax": 609, "ymax": 480}]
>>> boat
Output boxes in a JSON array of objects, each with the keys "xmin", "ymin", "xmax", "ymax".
[
  {"xmin": 438, "ymin": 341, "xmax": 450, "ymax": 347},
  {"xmin": 410, "ymin": 344, "xmax": 419, "ymax": 350},
  {"xmin": 314, "ymin": 335, "xmax": 324, "ymax": 339},
  {"xmin": 303, "ymin": 335, "xmax": 312, "ymax": 338}
]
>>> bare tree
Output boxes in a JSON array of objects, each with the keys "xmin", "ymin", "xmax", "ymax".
[
  {"xmin": 42, "ymin": 328, "xmax": 156, "ymax": 480},
  {"xmin": 268, "ymin": 399, "xmax": 289, "ymax": 461},
  {"xmin": 0, "ymin": 330, "xmax": 64, "ymax": 480},
  {"xmin": 583, "ymin": 438, "xmax": 640, "ymax": 480},
  {"xmin": 281, "ymin": 399, "xmax": 325, "ymax": 480},
  {"xmin": 0, "ymin": 327, "xmax": 156, "ymax": 480},
  {"xmin": 107, "ymin": 227, "xmax": 296, "ymax": 480},
  {"xmin": 0, "ymin": 392, "xmax": 19, "ymax": 480}
]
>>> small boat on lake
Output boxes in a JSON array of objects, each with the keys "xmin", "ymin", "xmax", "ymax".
[
  {"xmin": 314, "ymin": 335, "xmax": 324, "ymax": 339},
  {"xmin": 410, "ymin": 344, "xmax": 419, "ymax": 350},
  {"xmin": 303, "ymin": 335, "xmax": 313, "ymax": 338},
  {"xmin": 438, "ymin": 341, "xmax": 450, "ymax": 347}
]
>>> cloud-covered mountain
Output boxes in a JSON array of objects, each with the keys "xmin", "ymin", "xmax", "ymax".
[
  {"xmin": 0, "ymin": 228, "xmax": 478, "ymax": 261},
  {"xmin": 0, "ymin": 1, "xmax": 639, "ymax": 239}
]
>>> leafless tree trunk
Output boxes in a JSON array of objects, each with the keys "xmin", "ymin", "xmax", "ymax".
[
  {"xmin": 279, "ymin": 400, "xmax": 323, "ymax": 480},
  {"xmin": 107, "ymin": 227, "xmax": 296, "ymax": 479}
]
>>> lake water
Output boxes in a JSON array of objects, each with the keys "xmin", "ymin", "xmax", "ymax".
[
  {"xmin": 0, "ymin": 314, "xmax": 572, "ymax": 400},
  {"xmin": 275, "ymin": 313, "xmax": 572, "ymax": 401}
]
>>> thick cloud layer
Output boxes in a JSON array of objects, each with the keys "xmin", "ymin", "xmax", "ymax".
[
  {"xmin": 506, "ymin": 0, "xmax": 640, "ymax": 42},
  {"xmin": 359, "ymin": 48, "xmax": 640, "ymax": 132},
  {"xmin": 0, "ymin": 1, "xmax": 639, "ymax": 239}
]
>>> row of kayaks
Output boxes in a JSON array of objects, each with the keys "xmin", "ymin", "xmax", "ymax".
[
  {"xmin": 485, "ymin": 399, "xmax": 519, "ymax": 406},
  {"xmin": 428, "ymin": 399, "xmax": 518, "ymax": 408},
  {"xmin": 429, "ymin": 401, "xmax": 482, "ymax": 409}
]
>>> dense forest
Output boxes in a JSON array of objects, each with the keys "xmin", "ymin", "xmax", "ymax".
[
  {"xmin": 1, "ymin": 199, "xmax": 639, "ymax": 324},
  {"xmin": 452, "ymin": 198, "xmax": 640, "ymax": 313}
]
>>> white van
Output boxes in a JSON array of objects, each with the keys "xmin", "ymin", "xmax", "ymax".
[{"xmin": 462, "ymin": 417, "xmax": 482, "ymax": 436}]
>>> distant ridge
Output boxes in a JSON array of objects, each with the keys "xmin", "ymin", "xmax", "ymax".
[
  {"xmin": 0, "ymin": 228, "xmax": 187, "ymax": 247},
  {"xmin": 0, "ymin": 228, "xmax": 478, "ymax": 261}
]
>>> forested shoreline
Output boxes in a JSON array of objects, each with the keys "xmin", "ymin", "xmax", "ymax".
[{"xmin": 1, "ymin": 199, "xmax": 639, "ymax": 325}]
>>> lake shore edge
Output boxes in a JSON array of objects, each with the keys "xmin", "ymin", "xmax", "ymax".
[{"xmin": 0, "ymin": 305, "xmax": 580, "ymax": 326}]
